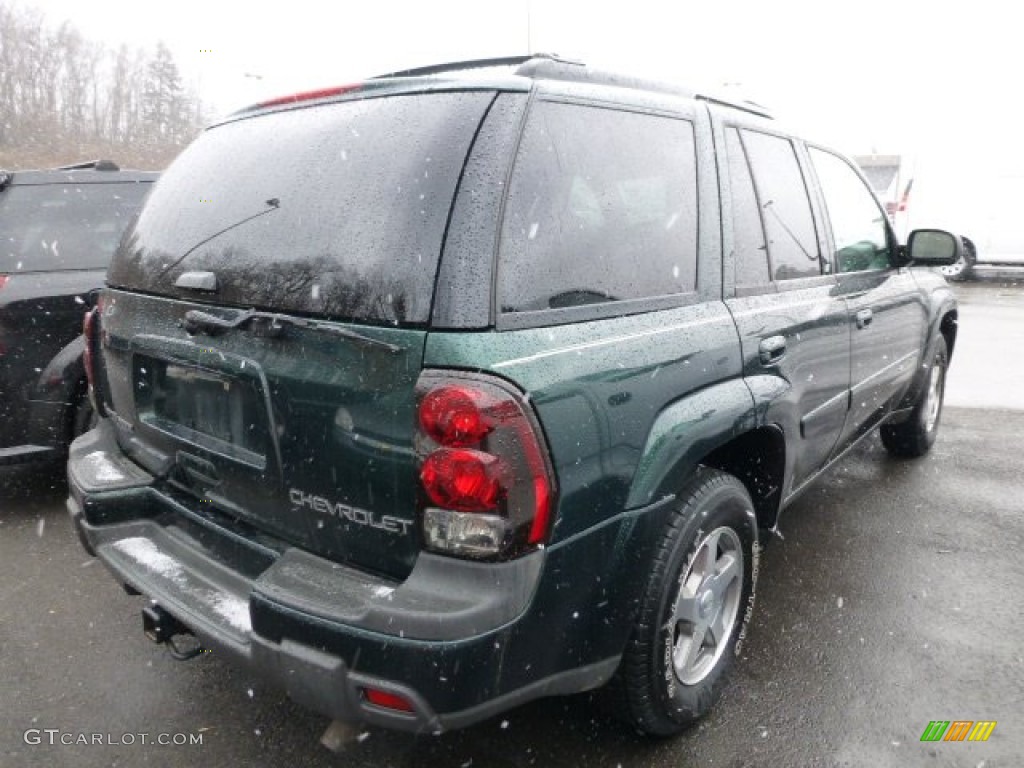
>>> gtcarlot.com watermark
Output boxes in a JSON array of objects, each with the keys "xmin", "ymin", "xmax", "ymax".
[{"xmin": 24, "ymin": 729, "xmax": 204, "ymax": 747}]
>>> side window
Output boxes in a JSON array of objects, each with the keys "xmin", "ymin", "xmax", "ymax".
[
  {"xmin": 498, "ymin": 101, "xmax": 698, "ymax": 313},
  {"xmin": 808, "ymin": 147, "xmax": 892, "ymax": 272},
  {"xmin": 724, "ymin": 128, "xmax": 769, "ymax": 287},
  {"xmin": 740, "ymin": 130, "xmax": 823, "ymax": 280}
]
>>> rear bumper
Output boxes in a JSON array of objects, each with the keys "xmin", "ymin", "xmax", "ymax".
[{"xmin": 67, "ymin": 420, "xmax": 623, "ymax": 732}]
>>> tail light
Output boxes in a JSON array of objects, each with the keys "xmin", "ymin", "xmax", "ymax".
[
  {"xmin": 0, "ymin": 276, "xmax": 7, "ymax": 355},
  {"xmin": 82, "ymin": 295, "xmax": 105, "ymax": 415},
  {"xmin": 415, "ymin": 371, "xmax": 555, "ymax": 560}
]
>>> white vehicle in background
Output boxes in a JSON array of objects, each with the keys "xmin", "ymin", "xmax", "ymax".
[{"xmin": 855, "ymin": 153, "xmax": 1024, "ymax": 281}]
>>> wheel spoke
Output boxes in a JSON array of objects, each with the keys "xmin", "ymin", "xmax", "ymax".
[
  {"xmin": 708, "ymin": 605, "xmax": 729, "ymax": 645},
  {"xmin": 706, "ymin": 552, "xmax": 740, "ymax": 602},
  {"xmin": 674, "ymin": 623, "xmax": 707, "ymax": 677},
  {"xmin": 673, "ymin": 594, "xmax": 700, "ymax": 624},
  {"xmin": 696, "ymin": 530, "xmax": 721, "ymax": 579}
]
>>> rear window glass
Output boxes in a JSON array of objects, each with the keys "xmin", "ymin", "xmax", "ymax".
[
  {"xmin": 498, "ymin": 101, "xmax": 698, "ymax": 313},
  {"xmin": 108, "ymin": 91, "xmax": 493, "ymax": 325},
  {"xmin": 0, "ymin": 182, "xmax": 151, "ymax": 272}
]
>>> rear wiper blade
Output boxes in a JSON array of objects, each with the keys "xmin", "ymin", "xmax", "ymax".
[{"xmin": 182, "ymin": 308, "xmax": 403, "ymax": 353}]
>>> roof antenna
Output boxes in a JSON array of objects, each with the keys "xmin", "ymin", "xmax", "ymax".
[{"xmin": 526, "ymin": 0, "xmax": 532, "ymax": 54}]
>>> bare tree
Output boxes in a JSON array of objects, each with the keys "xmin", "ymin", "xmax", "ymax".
[{"xmin": 0, "ymin": 0, "xmax": 205, "ymax": 169}]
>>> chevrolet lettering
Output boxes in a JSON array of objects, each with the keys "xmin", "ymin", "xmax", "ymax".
[{"xmin": 288, "ymin": 489, "xmax": 414, "ymax": 535}]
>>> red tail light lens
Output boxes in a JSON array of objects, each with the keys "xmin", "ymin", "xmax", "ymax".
[
  {"xmin": 0, "ymin": 277, "xmax": 6, "ymax": 355},
  {"xmin": 415, "ymin": 372, "xmax": 555, "ymax": 560},
  {"xmin": 82, "ymin": 307, "xmax": 97, "ymax": 390},
  {"xmin": 362, "ymin": 688, "xmax": 414, "ymax": 713},
  {"xmin": 420, "ymin": 448, "xmax": 504, "ymax": 511},
  {"xmin": 82, "ymin": 296, "xmax": 106, "ymax": 416},
  {"xmin": 254, "ymin": 84, "xmax": 361, "ymax": 110},
  {"xmin": 419, "ymin": 386, "xmax": 494, "ymax": 446}
]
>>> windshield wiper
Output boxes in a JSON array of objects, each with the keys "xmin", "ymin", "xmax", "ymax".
[{"xmin": 182, "ymin": 308, "xmax": 403, "ymax": 354}]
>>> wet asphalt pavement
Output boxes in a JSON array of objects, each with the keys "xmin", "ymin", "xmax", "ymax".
[{"xmin": 1, "ymin": 277, "xmax": 1022, "ymax": 767}]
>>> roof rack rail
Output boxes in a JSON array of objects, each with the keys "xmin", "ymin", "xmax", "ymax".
[
  {"xmin": 696, "ymin": 95, "xmax": 774, "ymax": 119},
  {"xmin": 372, "ymin": 53, "xmax": 580, "ymax": 80},
  {"xmin": 509, "ymin": 58, "xmax": 774, "ymax": 119},
  {"xmin": 55, "ymin": 160, "xmax": 120, "ymax": 172},
  {"xmin": 369, "ymin": 54, "xmax": 774, "ymax": 120},
  {"xmin": 513, "ymin": 58, "xmax": 695, "ymax": 98}
]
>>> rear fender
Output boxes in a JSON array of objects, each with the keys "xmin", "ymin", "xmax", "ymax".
[{"xmin": 625, "ymin": 379, "xmax": 756, "ymax": 508}]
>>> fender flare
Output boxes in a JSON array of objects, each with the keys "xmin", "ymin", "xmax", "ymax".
[{"xmin": 625, "ymin": 378, "xmax": 757, "ymax": 509}]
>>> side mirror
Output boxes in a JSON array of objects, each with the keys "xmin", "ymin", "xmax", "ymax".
[{"xmin": 906, "ymin": 229, "xmax": 963, "ymax": 266}]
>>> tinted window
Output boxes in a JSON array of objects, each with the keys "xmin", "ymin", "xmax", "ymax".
[
  {"xmin": 741, "ymin": 130, "xmax": 823, "ymax": 280},
  {"xmin": 499, "ymin": 101, "xmax": 698, "ymax": 313},
  {"xmin": 809, "ymin": 147, "xmax": 892, "ymax": 272},
  {"xmin": 108, "ymin": 92, "xmax": 492, "ymax": 324},
  {"xmin": 725, "ymin": 128, "xmax": 769, "ymax": 287},
  {"xmin": 0, "ymin": 182, "xmax": 151, "ymax": 272}
]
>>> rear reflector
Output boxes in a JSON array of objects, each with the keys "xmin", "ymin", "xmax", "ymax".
[{"xmin": 362, "ymin": 688, "xmax": 414, "ymax": 713}]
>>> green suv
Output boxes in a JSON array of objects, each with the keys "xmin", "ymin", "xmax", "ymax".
[{"xmin": 67, "ymin": 55, "xmax": 961, "ymax": 738}]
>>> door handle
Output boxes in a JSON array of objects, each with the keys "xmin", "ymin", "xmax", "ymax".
[
  {"xmin": 855, "ymin": 308, "xmax": 873, "ymax": 329},
  {"xmin": 758, "ymin": 335, "xmax": 787, "ymax": 365}
]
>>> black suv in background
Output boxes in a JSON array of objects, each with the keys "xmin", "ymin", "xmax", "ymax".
[
  {"xmin": 0, "ymin": 161, "xmax": 156, "ymax": 469},
  {"xmin": 68, "ymin": 57, "xmax": 961, "ymax": 740}
]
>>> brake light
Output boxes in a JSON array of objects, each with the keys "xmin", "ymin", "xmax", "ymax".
[
  {"xmin": 421, "ymin": 448, "xmax": 504, "ymax": 511},
  {"xmin": 254, "ymin": 84, "xmax": 361, "ymax": 110},
  {"xmin": 82, "ymin": 308, "xmax": 96, "ymax": 388},
  {"xmin": 419, "ymin": 386, "xmax": 495, "ymax": 446},
  {"xmin": 0, "ymin": 276, "xmax": 6, "ymax": 355},
  {"xmin": 82, "ymin": 297, "xmax": 104, "ymax": 415},
  {"xmin": 415, "ymin": 372, "xmax": 555, "ymax": 560}
]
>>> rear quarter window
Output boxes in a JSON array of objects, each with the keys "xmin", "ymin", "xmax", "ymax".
[{"xmin": 498, "ymin": 101, "xmax": 699, "ymax": 314}]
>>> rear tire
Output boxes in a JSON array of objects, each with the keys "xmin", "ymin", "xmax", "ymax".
[
  {"xmin": 881, "ymin": 336, "xmax": 948, "ymax": 457},
  {"xmin": 616, "ymin": 467, "xmax": 758, "ymax": 736}
]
